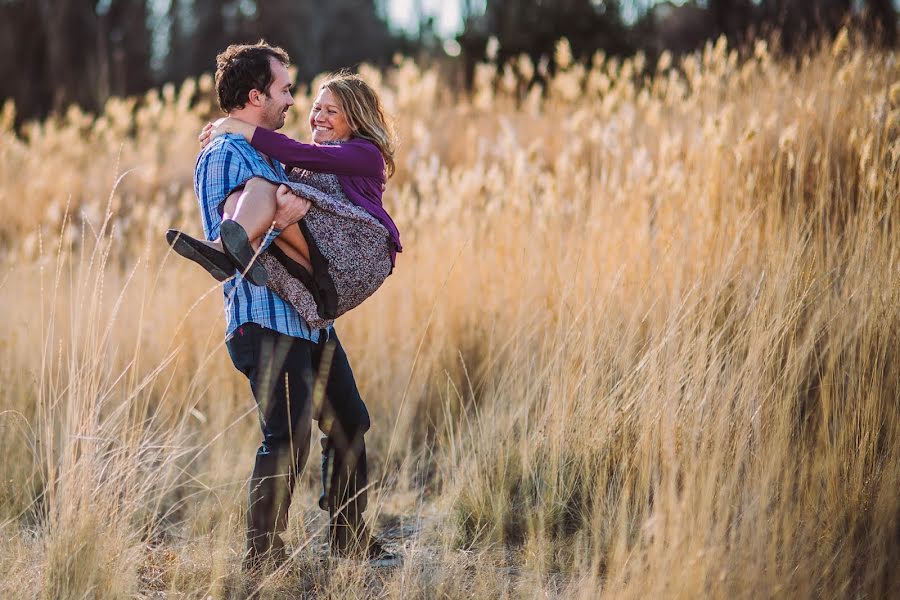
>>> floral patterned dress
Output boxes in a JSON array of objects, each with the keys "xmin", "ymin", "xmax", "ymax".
[{"xmin": 256, "ymin": 168, "xmax": 393, "ymax": 329}]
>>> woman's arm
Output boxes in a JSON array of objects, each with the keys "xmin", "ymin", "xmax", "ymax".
[
  {"xmin": 199, "ymin": 117, "xmax": 257, "ymax": 146},
  {"xmin": 200, "ymin": 117, "xmax": 384, "ymax": 179},
  {"xmin": 250, "ymin": 128, "xmax": 384, "ymax": 179}
]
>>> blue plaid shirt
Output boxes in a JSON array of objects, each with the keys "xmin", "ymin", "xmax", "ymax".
[{"xmin": 193, "ymin": 133, "xmax": 323, "ymax": 342}]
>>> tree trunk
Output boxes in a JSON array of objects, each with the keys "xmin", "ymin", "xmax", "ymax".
[
  {"xmin": 37, "ymin": 0, "xmax": 99, "ymax": 112},
  {"xmin": 866, "ymin": 0, "xmax": 897, "ymax": 46},
  {"xmin": 105, "ymin": 0, "xmax": 153, "ymax": 96}
]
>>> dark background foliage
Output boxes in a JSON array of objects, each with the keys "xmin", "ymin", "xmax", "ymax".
[{"xmin": 0, "ymin": 0, "xmax": 895, "ymax": 123}]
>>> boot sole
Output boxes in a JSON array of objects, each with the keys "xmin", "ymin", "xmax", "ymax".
[
  {"xmin": 166, "ymin": 229, "xmax": 233, "ymax": 282},
  {"xmin": 220, "ymin": 219, "xmax": 268, "ymax": 287}
]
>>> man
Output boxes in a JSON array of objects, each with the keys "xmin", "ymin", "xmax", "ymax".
[{"xmin": 185, "ymin": 41, "xmax": 394, "ymax": 571}]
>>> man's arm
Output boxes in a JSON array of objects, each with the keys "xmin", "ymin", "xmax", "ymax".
[
  {"xmin": 194, "ymin": 138, "xmax": 257, "ymax": 241},
  {"xmin": 218, "ymin": 183, "xmax": 310, "ymax": 232}
]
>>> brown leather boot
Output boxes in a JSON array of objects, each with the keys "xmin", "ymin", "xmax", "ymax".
[
  {"xmin": 243, "ymin": 452, "xmax": 294, "ymax": 574},
  {"xmin": 329, "ymin": 510, "xmax": 400, "ymax": 566}
]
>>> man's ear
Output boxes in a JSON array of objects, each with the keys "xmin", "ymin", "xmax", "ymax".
[{"xmin": 247, "ymin": 88, "xmax": 265, "ymax": 107}]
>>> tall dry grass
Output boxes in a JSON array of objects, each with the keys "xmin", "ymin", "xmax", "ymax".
[{"xmin": 0, "ymin": 33, "xmax": 897, "ymax": 598}]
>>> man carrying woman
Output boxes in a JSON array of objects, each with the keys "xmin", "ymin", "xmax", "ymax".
[{"xmin": 170, "ymin": 41, "xmax": 400, "ymax": 572}]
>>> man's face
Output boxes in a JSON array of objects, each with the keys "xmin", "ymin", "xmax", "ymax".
[{"xmin": 259, "ymin": 58, "xmax": 294, "ymax": 130}]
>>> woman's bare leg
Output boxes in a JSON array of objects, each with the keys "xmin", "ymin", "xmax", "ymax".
[
  {"xmin": 228, "ymin": 177, "xmax": 279, "ymax": 244},
  {"xmin": 273, "ymin": 224, "xmax": 313, "ymax": 272},
  {"xmin": 196, "ymin": 182, "xmax": 273, "ymax": 254},
  {"xmin": 191, "ymin": 187, "xmax": 247, "ymax": 254},
  {"xmin": 222, "ymin": 178, "xmax": 312, "ymax": 271}
]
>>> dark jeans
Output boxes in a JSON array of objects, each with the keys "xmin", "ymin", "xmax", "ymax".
[{"xmin": 226, "ymin": 323, "xmax": 370, "ymax": 560}]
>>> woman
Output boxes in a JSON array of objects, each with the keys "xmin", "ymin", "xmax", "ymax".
[{"xmin": 168, "ymin": 72, "xmax": 401, "ymax": 328}]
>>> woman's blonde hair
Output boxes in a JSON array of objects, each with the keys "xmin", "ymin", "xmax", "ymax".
[{"xmin": 321, "ymin": 72, "xmax": 397, "ymax": 178}]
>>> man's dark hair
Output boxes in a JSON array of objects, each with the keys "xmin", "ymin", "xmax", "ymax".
[{"xmin": 215, "ymin": 41, "xmax": 290, "ymax": 113}]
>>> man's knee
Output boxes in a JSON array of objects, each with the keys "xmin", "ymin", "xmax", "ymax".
[
  {"xmin": 351, "ymin": 407, "xmax": 371, "ymax": 435},
  {"xmin": 342, "ymin": 412, "xmax": 370, "ymax": 453},
  {"xmin": 262, "ymin": 417, "xmax": 311, "ymax": 450},
  {"xmin": 325, "ymin": 343, "xmax": 370, "ymax": 433},
  {"xmin": 330, "ymin": 394, "xmax": 370, "ymax": 434},
  {"xmin": 319, "ymin": 402, "xmax": 369, "ymax": 450}
]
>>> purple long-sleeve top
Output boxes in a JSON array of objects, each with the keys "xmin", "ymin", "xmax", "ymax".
[{"xmin": 250, "ymin": 128, "xmax": 402, "ymax": 265}]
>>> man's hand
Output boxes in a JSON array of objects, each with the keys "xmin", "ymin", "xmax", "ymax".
[{"xmin": 273, "ymin": 184, "xmax": 312, "ymax": 229}]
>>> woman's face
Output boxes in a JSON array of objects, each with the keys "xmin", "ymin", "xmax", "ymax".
[{"xmin": 310, "ymin": 87, "xmax": 352, "ymax": 144}]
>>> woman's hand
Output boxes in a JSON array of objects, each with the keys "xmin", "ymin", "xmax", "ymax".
[{"xmin": 198, "ymin": 117, "xmax": 257, "ymax": 148}]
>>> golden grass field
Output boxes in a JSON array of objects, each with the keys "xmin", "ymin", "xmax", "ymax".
[{"xmin": 0, "ymin": 33, "xmax": 898, "ymax": 598}]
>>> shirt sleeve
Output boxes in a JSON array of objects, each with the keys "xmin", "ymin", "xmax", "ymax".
[
  {"xmin": 250, "ymin": 129, "xmax": 385, "ymax": 179},
  {"xmin": 194, "ymin": 138, "xmax": 256, "ymax": 241}
]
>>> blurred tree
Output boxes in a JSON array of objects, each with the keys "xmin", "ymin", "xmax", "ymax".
[
  {"xmin": 637, "ymin": 2, "xmax": 712, "ymax": 55},
  {"xmin": 251, "ymin": 0, "xmax": 317, "ymax": 76},
  {"xmin": 753, "ymin": 1, "xmax": 896, "ymax": 49},
  {"xmin": 37, "ymin": 0, "xmax": 102, "ymax": 112},
  {"xmin": 166, "ymin": 0, "xmax": 240, "ymax": 84},
  {"xmin": 759, "ymin": 0, "xmax": 852, "ymax": 50},
  {"xmin": 0, "ymin": 0, "xmax": 153, "ymax": 120},
  {"xmin": 864, "ymin": 0, "xmax": 898, "ymax": 46},
  {"xmin": 636, "ymin": 0, "xmax": 894, "ymax": 59},
  {"xmin": 491, "ymin": 0, "xmax": 630, "ymax": 61},
  {"xmin": 0, "ymin": 0, "xmax": 50, "ymax": 117},
  {"xmin": 161, "ymin": 0, "xmax": 402, "ymax": 102},
  {"xmin": 250, "ymin": 0, "xmax": 401, "ymax": 83},
  {"xmin": 0, "ymin": 0, "xmax": 894, "ymax": 124},
  {"xmin": 458, "ymin": 0, "xmax": 632, "ymax": 86},
  {"xmin": 709, "ymin": 0, "xmax": 756, "ymax": 40},
  {"xmin": 101, "ymin": 0, "xmax": 153, "ymax": 97}
]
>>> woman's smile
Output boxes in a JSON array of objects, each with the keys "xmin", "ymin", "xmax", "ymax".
[{"xmin": 310, "ymin": 87, "xmax": 352, "ymax": 143}]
